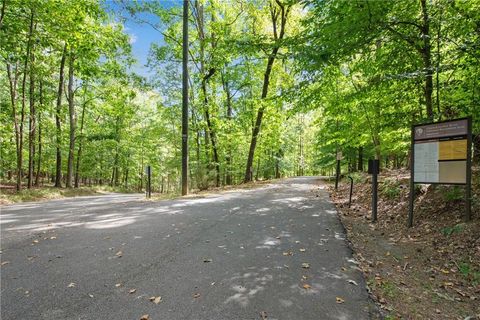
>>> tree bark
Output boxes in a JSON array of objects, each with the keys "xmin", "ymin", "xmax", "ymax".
[
  {"xmin": 244, "ymin": 1, "xmax": 290, "ymax": 182},
  {"xmin": 221, "ymin": 70, "xmax": 233, "ymax": 185},
  {"xmin": 473, "ymin": 134, "xmax": 480, "ymax": 164},
  {"xmin": 193, "ymin": 0, "xmax": 221, "ymax": 187},
  {"xmin": 35, "ymin": 81, "xmax": 43, "ymax": 186},
  {"xmin": 66, "ymin": 53, "xmax": 75, "ymax": 188},
  {"xmin": 55, "ymin": 44, "xmax": 67, "ymax": 188},
  {"xmin": 357, "ymin": 146, "xmax": 363, "ymax": 171},
  {"xmin": 6, "ymin": 62, "xmax": 21, "ymax": 191},
  {"xmin": 420, "ymin": 0, "xmax": 434, "ymax": 121},
  {"xmin": 15, "ymin": 9, "xmax": 35, "ymax": 191},
  {"xmin": 201, "ymin": 75, "xmax": 220, "ymax": 187},
  {"xmin": 27, "ymin": 17, "xmax": 36, "ymax": 188},
  {"xmin": 0, "ymin": 0, "xmax": 6, "ymax": 29},
  {"xmin": 74, "ymin": 98, "xmax": 87, "ymax": 188}
]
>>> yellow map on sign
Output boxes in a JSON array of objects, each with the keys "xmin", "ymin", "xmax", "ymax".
[{"xmin": 438, "ymin": 139, "xmax": 467, "ymax": 160}]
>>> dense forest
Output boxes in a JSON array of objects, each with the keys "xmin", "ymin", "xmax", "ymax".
[{"xmin": 0, "ymin": 0, "xmax": 478, "ymax": 194}]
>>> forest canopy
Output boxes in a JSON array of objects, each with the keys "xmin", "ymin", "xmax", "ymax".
[{"xmin": 0, "ymin": 0, "xmax": 478, "ymax": 193}]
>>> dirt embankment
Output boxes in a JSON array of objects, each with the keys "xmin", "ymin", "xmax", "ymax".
[{"xmin": 322, "ymin": 169, "xmax": 480, "ymax": 320}]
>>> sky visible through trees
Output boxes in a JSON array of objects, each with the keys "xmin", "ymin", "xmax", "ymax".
[{"xmin": 0, "ymin": 0, "xmax": 478, "ymax": 194}]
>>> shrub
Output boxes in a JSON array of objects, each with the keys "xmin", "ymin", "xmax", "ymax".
[
  {"xmin": 381, "ymin": 178, "xmax": 402, "ymax": 200},
  {"xmin": 441, "ymin": 223, "xmax": 464, "ymax": 236},
  {"xmin": 443, "ymin": 186, "xmax": 464, "ymax": 202}
]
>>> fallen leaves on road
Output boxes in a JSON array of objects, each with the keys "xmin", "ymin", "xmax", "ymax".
[
  {"xmin": 193, "ymin": 293, "xmax": 200, "ymax": 298},
  {"xmin": 115, "ymin": 283, "xmax": 122, "ymax": 287},
  {"xmin": 1, "ymin": 261, "xmax": 10, "ymax": 266},
  {"xmin": 140, "ymin": 314, "xmax": 149, "ymax": 320},
  {"xmin": 347, "ymin": 280, "xmax": 358, "ymax": 286},
  {"xmin": 336, "ymin": 297, "xmax": 345, "ymax": 304},
  {"xmin": 149, "ymin": 296, "xmax": 162, "ymax": 304},
  {"xmin": 50, "ymin": 236, "xmax": 57, "ymax": 240},
  {"xmin": 282, "ymin": 251, "xmax": 293, "ymax": 256},
  {"xmin": 301, "ymin": 263, "xmax": 310, "ymax": 269},
  {"xmin": 115, "ymin": 251, "xmax": 123, "ymax": 258},
  {"xmin": 67, "ymin": 282, "xmax": 76, "ymax": 288},
  {"xmin": 259, "ymin": 311, "xmax": 268, "ymax": 319},
  {"xmin": 129, "ymin": 288, "xmax": 137, "ymax": 294},
  {"xmin": 32, "ymin": 240, "xmax": 39, "ymax": 244},
  {"xmin": 203, "ymin": 258, "xmax": 213, "ymax": 263},
  {"xmin": 299, "ymin": 248, "xmax": 306, "ymax": 252},
  {"xmin": 88, "ymin": 294, "xmax": 94, "ymax": 298},
  {"xmin": 302, "ymin": 284, "xmax": 311, "ymax": 289}
]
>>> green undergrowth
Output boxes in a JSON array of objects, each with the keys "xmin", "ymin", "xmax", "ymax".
[
  {"xmin": 441, "ymin": 223, "xmax": 465, "ymax": 236},
  {"xmin": 0, "ymin": 185, "xmax": 140, "ymax": 204},
  {"xmin": 458, "ymin": 262, "xmax": 480, "ymax": 285}
]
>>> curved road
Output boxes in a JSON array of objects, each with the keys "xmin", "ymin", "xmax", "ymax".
[{"xmin": 0, "ymin": 177, "xmax": 378, "ymax": 319}]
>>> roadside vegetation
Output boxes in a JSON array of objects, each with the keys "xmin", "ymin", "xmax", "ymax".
[
  {"xmin": 327, "ymin": 168, "xmax": 479, "ymax": 319},
  {"xmin": 1, "ymin": 0, "xmax": 478, "ymax": 200}
]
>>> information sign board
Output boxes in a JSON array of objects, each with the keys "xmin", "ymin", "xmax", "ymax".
[
  {"xmin": 413, "ymin": 119, "xmax": 468, "ymax": 184},
  {"xmin": 408, "ymin": 117, "xmax": 472, "ymax": 227}
]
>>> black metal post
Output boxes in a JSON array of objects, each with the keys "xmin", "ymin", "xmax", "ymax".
[
  {"xmin": 372, "ymin": 170, "xmax": 377, "ymax": 222},
  {"xmin": 181, "ymin": 0, "xmax": 189, "ymax": 196},
  {"xmin": 408, "ymin": 126, "xmax": 415, "ymax": 227},
  {"xmin": 147, "ymin": 165, "xmax": 151, "ymax": 199},
  {"xmin": 348, "ymin": 176, "xmax": 353, "ymax": 208},
  {"xmin": 465, "ymin": 116, "xmax": 472, "ymax": 221},
  {"xmin": 335, "ymin": 159, "xmax": 340, "ymax": 190}
]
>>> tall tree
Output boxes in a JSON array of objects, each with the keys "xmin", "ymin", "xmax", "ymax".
[{"xmin": 244, "ymin": 0, "xmax": 291, "ymax": 182}]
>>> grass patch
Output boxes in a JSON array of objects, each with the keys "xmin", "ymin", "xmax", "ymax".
[
  {"xmin": 347, "ymin": 172, "xmax": 367, "ymax": 184},
  {"xmin": 380, "ymin": 179, "xmax": 402, "ymax": 200},
  {"xmin": 0, "ymin": 185, "xmax": 143, "ymax": 204},
  {"xmin": 443, "ymin": 186, "xmax": 464, "ymax": 202},
  {"xmin": 0, "ymin": 187, "xmax": 101, "ymax": 204},
  {"xmin": 458, "ymin": 262, "xmax": 480, "ymax": 285},
  {"xmin": 380, "ymin": 281, "xmax": 398, "ymax": 298},
  {"xmin": 441, "ymin": 223, "xmax": 465, "ymax": 237}
]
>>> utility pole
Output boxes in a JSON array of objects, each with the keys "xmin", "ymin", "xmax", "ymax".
[{"xmin": 181, "ymin": 0, "xmax": 189, "ymax": 195}]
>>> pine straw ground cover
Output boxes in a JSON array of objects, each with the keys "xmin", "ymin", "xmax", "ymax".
[{"xmin": 321, "ymin": 169, "xmax": 480, "ymax": 320}]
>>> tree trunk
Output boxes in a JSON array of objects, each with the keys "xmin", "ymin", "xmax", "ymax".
[
  {"xmin": 194, "ymin": 1, "xmax": 220, "ymax": 188},
  {"xmin": 202, "ymin": 79, "xmax": 220, "ymax": 187},
  {"xmin": 473, "ymin": 134, "xmax": 480, "ymax": 164},
  {"xmin": 0, "ymin": 0, "xmax": 6, "ymax": 29},
  {"xmin": 244, "ymin": 2, "xmax": 290, "ymax": 182},
  {"xmin": 66, "ymin": 53, "xmax": 75, "ymax": 188},
  {"xmin": 27, "ymin": 21, "xmax": 36, "ymax": 188},
  {"xmin": 358, "ymin": 146, "xmax": 363, "ymax": 171},
  {"xmin": 6, "ymin": 62, "xmax": 21, "ymax": 191},
  {"xmin": 124, "ymin": 167, "xmax": 129, "ymax": 188},
  {"xmin": 420, "ymin": 0, "xmax": 434, "ymax": 121},
  {"xmin": 74, "ymin": 98, "xmax": 87, "ymax": 188},
  {"xmin": 244, "ymin": 53, "xmax": 277, "ymax": 182},
  {"xmin": 35, "ymin": 81, "xmax": 43, "ymax": 186},
  {"xmin": 222, "ymin": 70, "xmax": 233, "ymax": 185},
  {"xmin": 111, "ymin": 150, "xmax": 119, "ymax": 187},
  {"xmin": 15, "ymin": 9, "xmax": 35, "ymax": 191},
  {"xmin": 275, "ymin": 149, "xmax": 282, "ymax": 179},
  {"xmin": 55, "ymin": 44, "xmax": 67, "ymax": 188}
]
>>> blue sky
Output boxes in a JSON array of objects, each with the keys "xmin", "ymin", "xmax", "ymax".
[{"xmin": 104, "ymin": 0, "xmax": 181, "ymax": 78}]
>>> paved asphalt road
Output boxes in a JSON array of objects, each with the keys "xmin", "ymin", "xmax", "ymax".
[{"xmin": 1, "ymin": 177, "xmax": 378, "ymax": 320}]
